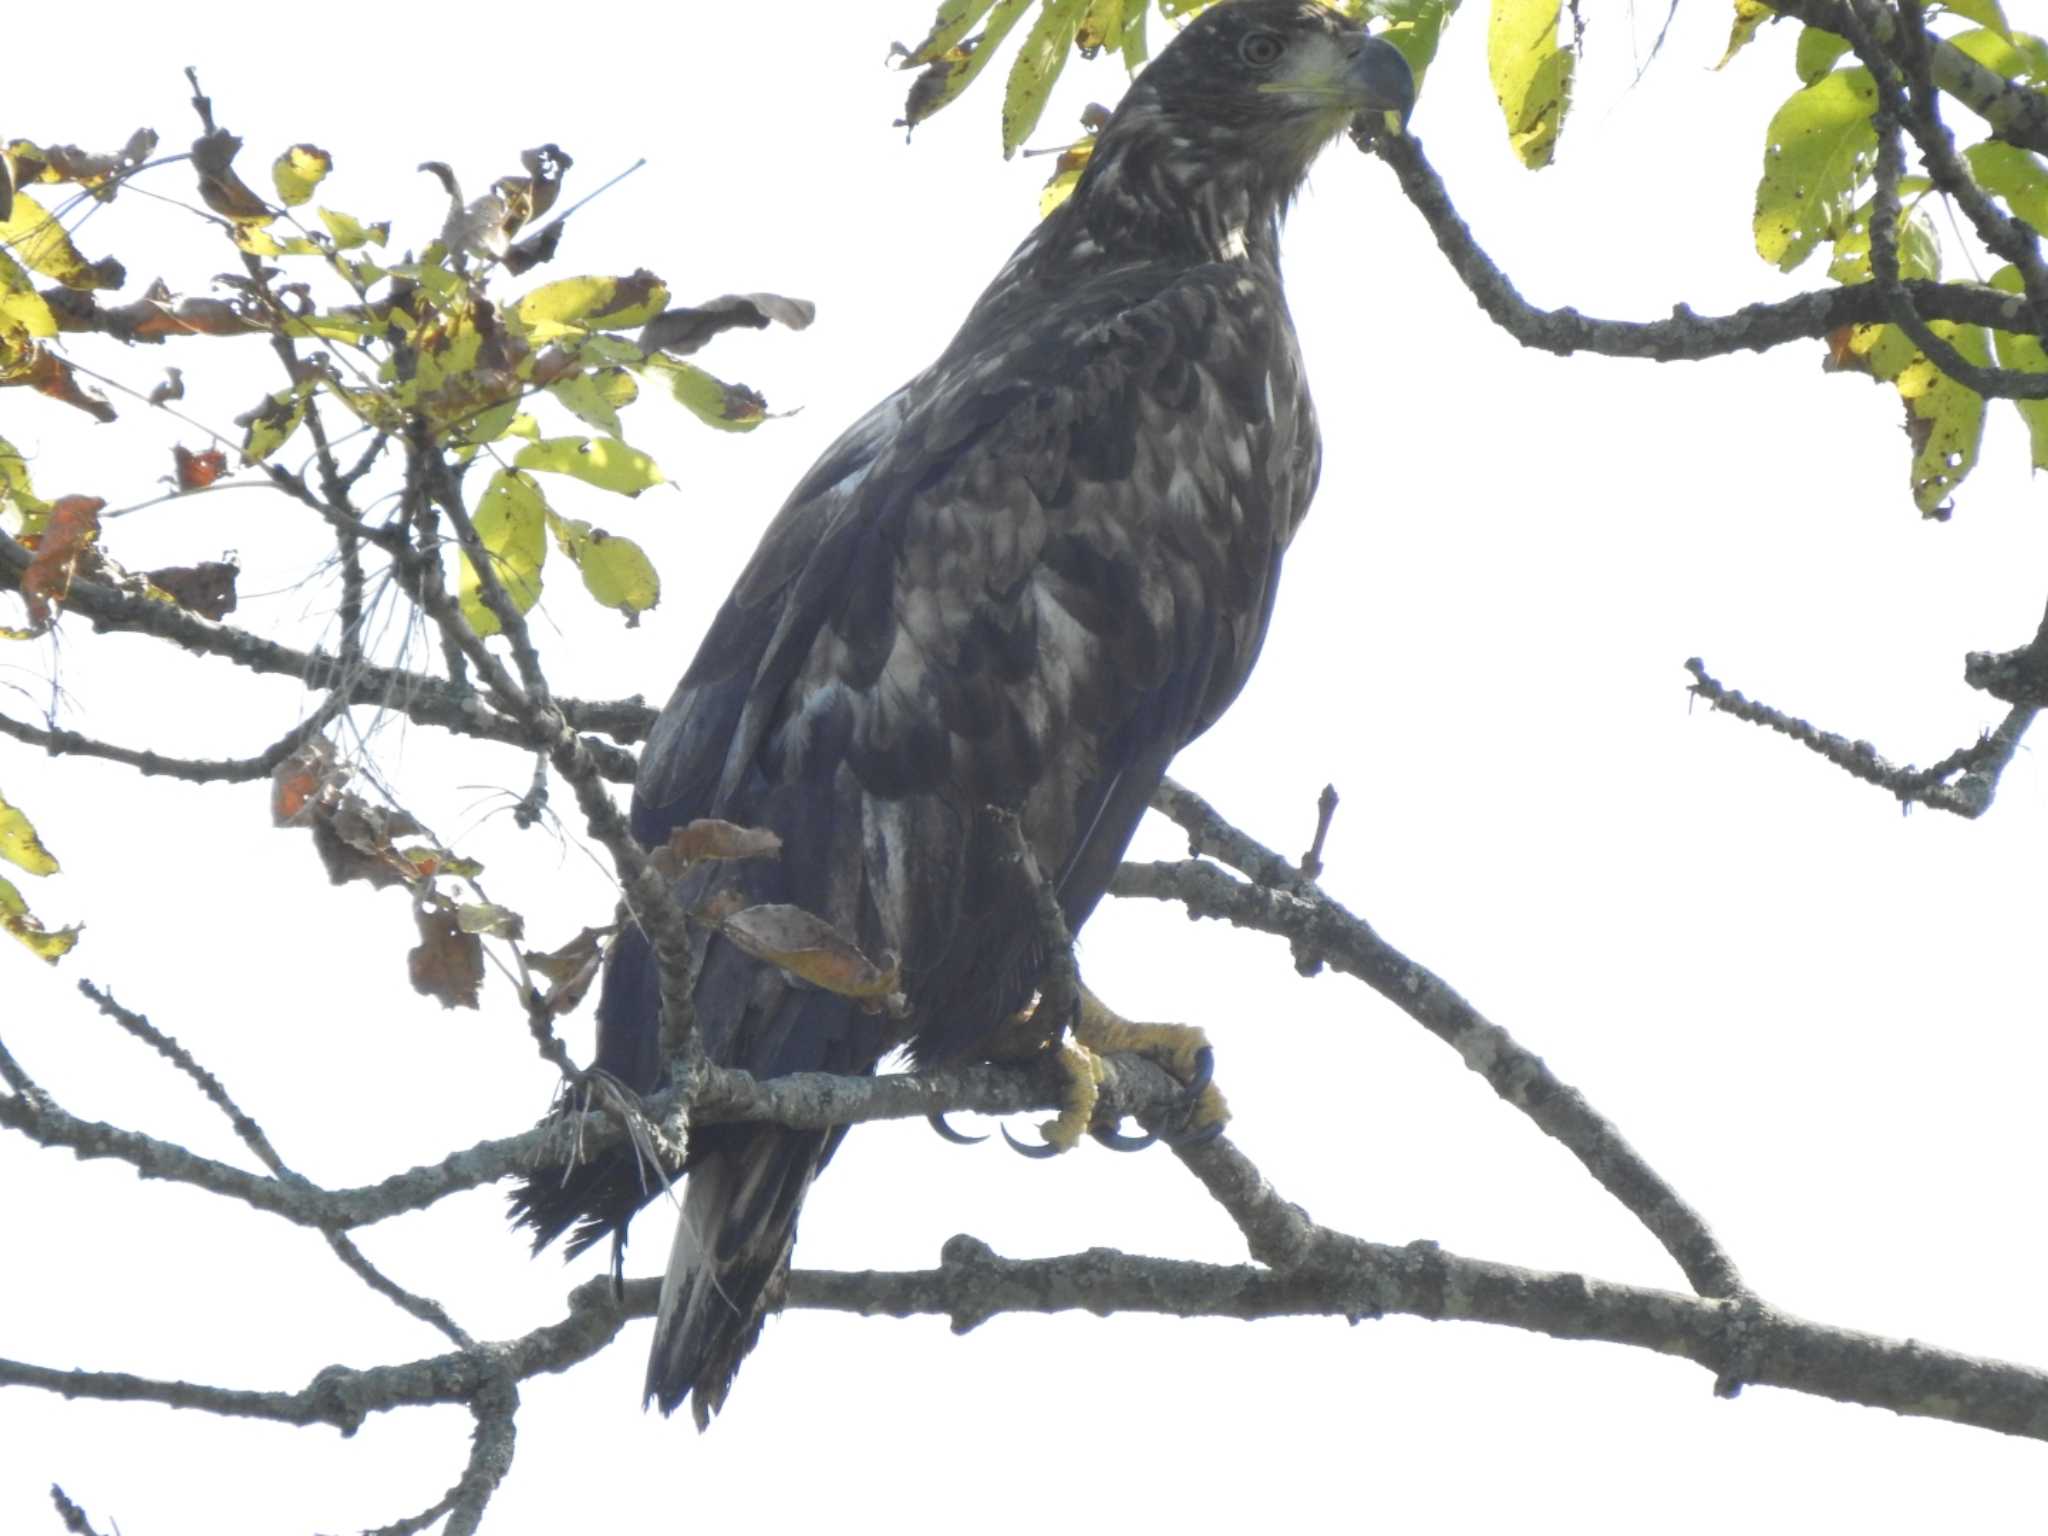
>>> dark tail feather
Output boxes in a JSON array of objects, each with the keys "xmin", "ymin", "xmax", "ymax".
[
  {"xmin": 507, "ymin": 1136, "xmax": 655, "ymax": 1266},
  {"xmin": 648, "ymin": 1123, "xmax": 828, "ymax": 1430}
]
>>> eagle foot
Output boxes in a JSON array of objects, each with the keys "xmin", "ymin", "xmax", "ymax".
[{"xmin": 1073, "ymin": 991, "xmax": 1231, "ymax": 1148}]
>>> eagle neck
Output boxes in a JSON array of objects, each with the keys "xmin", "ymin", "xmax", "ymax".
[{"xmin": 1064, "ymin": 102, "xmax": 1293, "ymax": 269}]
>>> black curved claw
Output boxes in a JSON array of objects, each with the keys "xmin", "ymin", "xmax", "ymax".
[
  {"xmin": 928, "ymin": 1112, "xmax": 988, "ymax": 1146},
  {"xmin": 1184, "ymin": 1046, "xmax": 1216, "ymax": 1099},
  {"xmin": 999, "ymin": 1123, "xmax": 1065, "ymax": 1160},
  {"xmin": 1092, "ymin": 1122, "xmax": 1159, "ymax": 1152},
  {"xmin": 1169, "ymin": 1116, "xmax": 1228, "ymax": 1150}
]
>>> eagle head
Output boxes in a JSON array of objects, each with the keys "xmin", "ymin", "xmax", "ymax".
[{"xmin": 1072, "ymin": 0, "xmax": 1416, "ymax": 258}]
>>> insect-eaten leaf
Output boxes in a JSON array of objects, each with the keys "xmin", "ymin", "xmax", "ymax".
[
  {"xmin": 1754, "ymin": 68, "xmax": 1876, "ymax": 272},
  {"xmin": 458, "ymin": 469, "xmax": 549, "ymax": 636},
  {"xmin": 2, "ymin": 343, "xmax": 116, "ymax": 422},
  {"xmin": 1002, "ymin": 0, "xmax": 1087, "ymax": 156},
  {"xmin": 1, "ymin": 874, "xmax": 79, "ymax": 963},
  {"xmin": 1717, "ymin": 0, "xmax": 1773, "ymax": 68},
  {"xmin": 547, "ymin": 511, "xmax": 659, "ymax": 623},
  {"xmin": 410, "ymin": 903, "xmax": 483, "ymax": 1010},
  {"xmin": 637, "ymin": 292, "xmax": 815, "ymax": 359},
  {"xmin": 897, "ymin": 0, "xmax": 1036, "ymax": 133},
  {"xmin": 271, "ymin": 143, "xmax": 331, "ymax": 207},
  {"xmin": 0, "ymin": 788, "xmax": 60, "ymax": 876},
  {"xmin": 514, "ymin": 434, "xmax": 665, "ymax": 495},
  {"xmin": 147, "ymin": 560, "xmax": 239, "ymax": 620},
  {"xmin": 1489, "ymin": 0, "xmax": 1576, "ymax": 169},
  {"xmin": 317, "ymin": 207, "xmax": 390, "ymax": 250},
  {"xmin": 715, "ymin": 902, "xmax": 904, "ymax": 1011},
  {"xmin": 652, "ymin": 819, "xmax": 783, "ymax": 879}
]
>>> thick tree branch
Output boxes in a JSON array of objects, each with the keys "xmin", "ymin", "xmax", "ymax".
[
  {"xmin": 1365, "ymin": 132, "xmax": 2048, "ymax": 392},
  {"xmin": 781, "ymin": 1235, "xmax": 2048, "ymax": 1442},
  {"xmin": 1687, "ymin": 656, "xmax": 2036, "ymax": 816}
]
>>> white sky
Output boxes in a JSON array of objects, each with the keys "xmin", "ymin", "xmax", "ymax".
[{"xmin": 5, "ymin": 2, "xmax": 2047, "ymax": 1531}]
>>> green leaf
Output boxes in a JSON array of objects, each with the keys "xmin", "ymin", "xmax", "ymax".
[
  {"xmin": 1935, "ymin": 0, "xmax": 2010, "ymax": 40},
  {"xmin": 904, "ymin": 0, "xmax": 1001, "ymax": 63},
  {"xmin": 548, "ymin": 510, "xmax": 660, "ymax": 622},
  {"xmin": 1825, "ymin": 182, "xmax": 1938, "ymax": 285},
  {"xmin": 548, "ymin": 367, "xmax": 639, "ymax": 436},
  {"xmin": 0, "ymin": 249, "xmax": 57, "ymax": 339},
  {"xmin": 513, "ymin": 435, "xmax": 665, "ymax": 495},
  {"xmin": 1075, "ymin": 0, "xmax": 1122, "ymax": 55},
  {"xmin": 1378, "ymin": 0, "xmax": 1460, "ymax": 88},
  {"xmin": 1989, "ymin": 265, "xmax": 2048, "ymax": 471},
  {"xmin": 1963, "ymin": 142, "xmax": 2048, "ymax": 230},
  {"xmin": 1794, "ymin": 25, "xmax": 1850, "ymax": 84},
  {"xmin": 1946, "ymin": 26, "xmax": 2048, "ymax": 83},
  {"xmin": 271, "ymin": 144, "xmax": 332, "ymax": 207},
  {"xmin": 458, "ymin": 470, "xmax": 549, "ymax": 637},
  {"xmin": 0, "ymin": 789, "xmax": 59, "ymax": 876},
  {"xmin": 1120, "ymin": 0, "xmax": 1148, "ymax": 68},
  {"xmin": 658, "ymin": 359, "xmax": 769, "ymax": 432},
  {"xmin": 1003, "ymin": 0, "xmax": 1087, "ymax": 156},
  {"xmin": 0, "ymin": 874, "xmax": 78, "ymax": 962},
  {"xmin": 1897, "ymin": 322, "xmax": 1989, "ymax": 515},
  {"xmin": 0, "ymin": 436, "xmax": 50, "ymax": 538},
  {"xmin": 1753, "ymin": 68, "xmax": 1876, "ymax": 273},
  {"xmin": 1489, "ymin": 0, "xmax": 1575, "ymax": 169},
  {"xmin": 237, "ymin": 382, "xmax": 312, "ymax": 463},
  {"xmin": 318, "ymin": 208, "xmax": 390, "ymax": 250},
  {"xmin": 1717, "ymin": 0, "xmax": 1773, "ymax": 69}
]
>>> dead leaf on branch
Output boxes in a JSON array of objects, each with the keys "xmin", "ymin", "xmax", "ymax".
[
  {"xmin": 17, "ymin": 495, "xmax": 105, "ymax": 631},
  {"xmin": 715, "ymin": 902, "xmax": 905, "ymax": 1012},
  {"xmin": 637, "ymin": 292, "xmax": 815, "ymax": 358},
  {"xmin": 651, "ymin": 819, "xmax": 782, "ymax": 878},
  {"xmin": 525, "ymin": 924, "xmax": 610, "ymax": 1017},
  {"xmin": 146, "ymin": 559, "xmax": 238, "ymax": 619},
  {"xmin": 191, "ymin": 127, "xmax": 275, "ymax": 224},
  {"xmin": 170, "ymin": 444, "xmax": 227, "ymax": 490},
  {"xmin": 410, "ymin": 903, "xmax": 483, "ymax": 1009}
]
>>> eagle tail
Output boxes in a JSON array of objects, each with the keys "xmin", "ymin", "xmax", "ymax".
[{"xmin": 649, "ymin": 1122, "xmax": 829, "ymax": 1429}]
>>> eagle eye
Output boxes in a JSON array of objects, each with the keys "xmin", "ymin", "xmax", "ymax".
[{"xmin": 1237, "ymin": 30, "xmax": 1285, "ymax": 68}]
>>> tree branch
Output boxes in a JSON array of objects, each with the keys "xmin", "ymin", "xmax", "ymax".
[
  {"xmin": 1363, "ymin": 131, "xmax": 2048, "ymax": 394},
  {"xmin": 1118, "ymin": 784, "xmax": 1747, "ymax": 1300},
  {"xmin": 1687, "ymin": 656, "xmax": 2036, "ymax": 816}
]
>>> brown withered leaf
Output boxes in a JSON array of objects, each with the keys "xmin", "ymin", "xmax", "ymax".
[
  {"xmin": 410, "ymin": 904, "xmax": 483, "ymax": 1010},
  {"xmin": 4, "ymin": 346, "xmax": 115, "ymax": 422},
  {"xmin": 525, "ymin": 924, "xmax": 610, "ymax": 1017},
  {"xmin": 651, "ymin": 819, "xmax": 783, "ymax": 879},
  {"xmin": 171, "ymin": 444, "xmax": 227, "ymax": 489},
  {"xmin": 271, "ymin": 737, "xmax": 342, "ymax": 826},
  {"xmin": 314, "ymin": 796, "xmax": 427, "ymax": 889},
  {"xmin": 147, "ymin": 560, "xmax": 238, "ymax": 619},
  {"xmin": 149, "ymin": 366, "xmax": 185, "ymax": 403},
  {"xmin": 716, "ymin": 902, "xmax": 903, "ymax": 1010},
  {"xmin": 503, "ymin": 220, "xmax": 564, "ymax": 276},
  {"xmin": 638, "ymin": 292, "xmax": 816, "ymax": 358},
  {"xmin": 19, "ymin": 496, "xmax": 104, "ymax": 630},
  {"xmin": 191, "ymin": 128, "xmax": 273, "ymax": 222}
]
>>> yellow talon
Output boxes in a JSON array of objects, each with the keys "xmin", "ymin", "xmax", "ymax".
[
  {"xmin": 1074, "ymin": 986, "xmax": 1232, "ymax": 1138},
  {"xmin": 1034, "ymin": 1040, "xmax": 1107, "ymax": 1153}
]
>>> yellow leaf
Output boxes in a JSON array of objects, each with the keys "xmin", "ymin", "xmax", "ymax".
[
  {"xmin": 1003, "ymin": 0, "xmax": 1087, "ymax": 156},
  {"xmin": 514, "ymin": 435, "xmax": 665, "ymax": 495},
  {"xmin": 1, "ymin": 874, "xmax": 79, "ymax": 962},
  {"xmin": 318, "ymin": 208, "xmax": 390, "ymax": 249},
  {"xmin": 1488, "ymin": 0, "xmax": 1576, "ymax": 169},
  {"xmin": 0, "ymin": 248, "xmax": 57, "ymax": 337},
  {"xmin": 271, "ymin": 144, "xmax": 332, "ymax": 207},
  {"xmin": 512, "ymin": 271, "xmax": 669, "ymax": 341},
  {"xmin": 0, "ymin": 188, "xmax": 122, "ymax": 289},
  {"xmin": 1717, "ymin": 0, "xmax": 1773, "ymax": 68},
  {"xmin": 716, "ymin": 902, "xmax": 901, "ymax": 1005},
  {"xmin": 548, "ymin": 510, "xmax": 660, "ymax": 621},
  {"xmin": 0, "ymin": 789, "xmax": 59, "ymax": 875}
]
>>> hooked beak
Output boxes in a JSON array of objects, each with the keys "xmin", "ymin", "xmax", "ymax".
[{"xmin": 1345, "ymin": 35, "xmax": 1416, "ymax": 129}]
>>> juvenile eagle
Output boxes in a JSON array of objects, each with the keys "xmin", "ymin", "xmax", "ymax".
[{"xmin": 514, "ymin": 0, "xmax": 1413, "ymax": 1427}]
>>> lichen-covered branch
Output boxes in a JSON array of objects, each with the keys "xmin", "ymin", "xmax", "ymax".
[
  {"xmin": 1687, "ymin": 657, "xmax": 2037, "ymax": 816},
  {"xmin": 1118, "ymin": 784, "xmax": 1747, "ymax": 1301}
]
